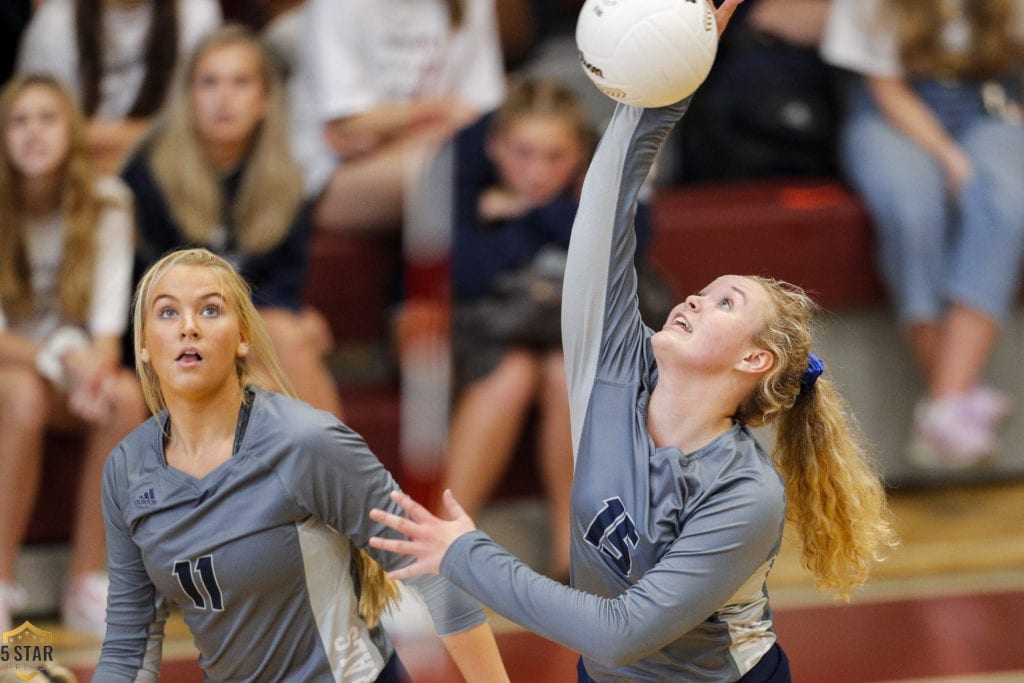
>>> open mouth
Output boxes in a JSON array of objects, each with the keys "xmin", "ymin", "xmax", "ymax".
[
  {"xmin": 176, "ymin": 351, "xmax": 203, "ymax": 362},
  {"xmin": 672, "ymin": 315, "xmax": 692, "ymax": 333}
]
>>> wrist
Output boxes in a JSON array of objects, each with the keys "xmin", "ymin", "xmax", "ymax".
[{"xmin": 35, "ymin": 326, "xmax": 90, "ymax": 389}]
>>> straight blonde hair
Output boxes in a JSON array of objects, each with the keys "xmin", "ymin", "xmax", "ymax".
[
  {"xmin": 0, "ymin": 75, "xmax": 105, "ymax": 324},
  {"xmin": 149, "ymin": 24, "xmax": 303, "ymax": 256},
  {"xmin": 133, "ymin": 248, "xmax": 399, "ymax": 626}
]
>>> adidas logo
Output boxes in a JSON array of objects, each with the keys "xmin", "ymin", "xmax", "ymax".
[{"xmin": 135, "ymin": 488, "xmax": 157, "ymax": 507}]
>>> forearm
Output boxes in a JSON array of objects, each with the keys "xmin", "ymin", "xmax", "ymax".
[
  {"xmin": 0, "ymin": 330, "xmax": 42, "ymax": 367},
  {"xmin": 440, "ymin": 621, "xmax": 510, "ymax": 683},
  {"xmin": 87, "ymin": 118, "xmax": 151, "ymax": 172}
]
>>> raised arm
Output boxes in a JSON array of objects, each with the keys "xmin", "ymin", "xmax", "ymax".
[{"xmin": 561, "ymin": 101, "xmax": 691, "ymax": 458}]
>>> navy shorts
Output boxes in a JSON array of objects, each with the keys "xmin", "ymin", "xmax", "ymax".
[{"xmin": 576, "ymin": 642, "xmax": 791, "ymax": 682}]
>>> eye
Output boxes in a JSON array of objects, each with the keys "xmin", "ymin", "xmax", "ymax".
[
  {"xmin": 157, "ymin": 307, "xmax": 177, "ymax": 319},
  {"xmin": 718, "ymin": 297, "xmax": 733, "ymax": 310},
  {"xmin": 200, "ymin": 304, "xmax": 221, "ymax": 317}
]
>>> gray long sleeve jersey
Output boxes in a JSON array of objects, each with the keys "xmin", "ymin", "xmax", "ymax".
[
  {"xmin": 95, "ymin": 389, "xmax": 485, "ymax": 682},
  {"xmin": 441, "ymin": 100, "xmax": 787, "ymax": 681}
]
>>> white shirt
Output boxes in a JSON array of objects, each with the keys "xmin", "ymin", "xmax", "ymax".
[
  {"xmin": 17, "ymin": 0, "xmax": 221, "ymax": 118},
  {"xmin": 289, "ymin": 0, "xmax": 506, "ymax": 194}
]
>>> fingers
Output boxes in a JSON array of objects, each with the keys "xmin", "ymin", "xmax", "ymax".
[
  {"xmin": 712, "ymin": 0, "xmax": 744, "ymax": 35},
  {"xmin": 387, "ymin": 489, "xmax": 435, "ymax": 523},
  {"xmin": 441, "ymin": 489, "xmax": 468, "ymax": 521},
  {"xmin": 368, "ymin": 506, "xmax": 413, "ymax": 536}
]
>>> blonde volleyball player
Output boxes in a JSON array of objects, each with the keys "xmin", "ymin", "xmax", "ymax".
[
  {"xmin": 95, "ymin": 248, "xmax": 508, "ymax": 682},
  {"xmin": 369, "ymin": 1, "xmax": 897, "ymax": 681}
]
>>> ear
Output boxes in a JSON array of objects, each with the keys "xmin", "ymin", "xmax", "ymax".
[
  {"xmin": 139, "ymin": 346, "xmax": 150, "ymax": 363},
  {"xmin": 236, "ymin": 339, "xmax": 250, "ymax": 358},
  {"xmin": 736, "ymin": 347, "xmax": 774, "ymax": 375}
]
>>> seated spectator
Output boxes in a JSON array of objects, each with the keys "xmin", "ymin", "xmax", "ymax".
[
  {"xmin": 821, "ymin": 0, "xmax": 1024, "ymax": 468},
  {"xmin": 674, "ymin": 0, "xmax": 838, "ymax": 183},
  {"xmin": 289, "ymin": 0, "xmax": 506, "ymax": 234},
  {"xmin": 123, "ymin": 24, "xmax": 344, "ymax": 418},
  {"xmin": 16, "ymin": 0, "xmax": 221, "ymax": 172},
  {"xmin": 0, "ymin": 75, "xmax": 147, "ymax": 637},
  {"xmin": 442, "ymin": 78, "xmax": 650, "ymax": 580}
]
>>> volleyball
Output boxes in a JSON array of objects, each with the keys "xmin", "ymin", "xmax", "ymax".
[{"xmin": 576, "ymin": 0, "xmax": 719, "ymax": 108}]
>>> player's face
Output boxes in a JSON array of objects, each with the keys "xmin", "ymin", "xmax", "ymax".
[
  {"xmin": 488, "ymin": 113, "xmax": 586, "ymax": 206},
  {"xmin": 3, "ymin": 85, "xmax": 71, "ymax": 181},
  {"xmin": 189, "ymin": 43, "xmax": 267, "ymax": 151},
  {"xmin": 139, "ymin": 265, "xmax": 249, "ymax": 402},
  {"xmin": 651, "ymin": 275, "xmax": 771, "ymax": 375}
]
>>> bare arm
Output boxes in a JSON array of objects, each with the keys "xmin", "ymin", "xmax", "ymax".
[
  {"xmin": 323, "ymin": 99, "xmax": 478, "ymax": 158},
  {"xmin": 867, "ymin": 75, "xmax": 974, "ymax": 193},
  {"xmin": 0, "ymin": 330, "xmax": 42, "ymax": 366},
  {"xmin": 87, "ymin": 118, "xmax": 152, "ymax": 173},
  {"xmin": 440, "ymin": 622, "xmax": 510, "ymax": 683}
]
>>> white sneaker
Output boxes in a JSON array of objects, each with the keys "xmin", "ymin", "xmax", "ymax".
[
  {"xmin": 62, "ymin": 572, "xmax": 109, "ymax": 639},
  {"xmin": 911, "ymin": 394, "xmax": 995, "ymax": 470},
  {"xmin": 0, "ymin": 581, "xmax": 28, "ymax": 633}
]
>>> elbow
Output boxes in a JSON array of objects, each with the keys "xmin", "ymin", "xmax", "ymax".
[{"xmin": 587, "ymin": 641, "xmax": 647, "ymax": 669}]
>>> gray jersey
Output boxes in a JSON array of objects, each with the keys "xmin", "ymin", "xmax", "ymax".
[
  {"xmin": 96, "ymin": 389, "xmax": 484, "ymax": 682},
  {"xmin": 442, "ymin": 101, "xmax": 787, "ymax": 681}
]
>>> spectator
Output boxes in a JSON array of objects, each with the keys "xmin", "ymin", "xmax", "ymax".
[
  {"xmin": 443, "ymin": 79, "xmax": 593, "ymax": 581},
  {"xmin": 674, "ymin": 0, "xmax": 838, "ymax": 184},
  {"xmin": 290, "ymin": 0, "xmax": 506, "ymax": 234},
  {"xmin": 123, "ymin": 24, "xmax": 344, "ymax": 418},
  {"xmin": 821, "ymin": 0, "xmax": 1024, "ymax": 468},
  {"xmin": 16, "ymin": 0, "xmax": 221, "ymax": 173},
  {"xmin": 0, "ymin": 74, "xmax": 147, "ymax": 638}
]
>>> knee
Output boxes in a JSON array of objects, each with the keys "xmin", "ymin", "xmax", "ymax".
[
  {"xmin": 490, "ymin": 351, "xmax": 543, "ymax": 398},
  {"xmin": 262, "ymin": 310, "xmax": 318, "ymax": 360},
  {"xmin": 0, "ymin": 367, "xmax": 49, "ymax": 433},
  {"xmin": 107, "ymin": 372, "xmax": 148, "ymax": 430}
]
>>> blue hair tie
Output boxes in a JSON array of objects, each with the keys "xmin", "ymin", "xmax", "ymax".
[{"xmin": 800, "ymin": 353, "xmax": 825, "ymax": 392}]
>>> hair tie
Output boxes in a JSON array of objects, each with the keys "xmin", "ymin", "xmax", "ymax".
[{"xmin": 800, "ymin": 353, "xmax": 825, "ymax": 392}]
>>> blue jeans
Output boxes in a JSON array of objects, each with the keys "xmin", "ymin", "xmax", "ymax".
[{"xmin": 839, "ymin": 78, "xmax": 1024, "ymax": 324}]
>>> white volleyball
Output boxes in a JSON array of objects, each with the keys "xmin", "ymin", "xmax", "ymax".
[{"xmin": 576, "ymin": 0, "xmax": 719, "ymax": 108}]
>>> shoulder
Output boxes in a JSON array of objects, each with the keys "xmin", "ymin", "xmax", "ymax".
[
  {"xmin": 693, "ymin": 427, "xmax": 786, "ymax": 517},
  {"xmin": 104, "ymin": 417, "xmax": 163, "ymax": 484},
  {"xmin": 250, "ymin": 389, "xmax": 337, "ymax": 445},
  {"xmin": 120, "ymin": 147, "xmax": 159, "ymax": 194},
  {"xmin": 19, "ymin": 0, "xmax": 75, "ymax": 58}
]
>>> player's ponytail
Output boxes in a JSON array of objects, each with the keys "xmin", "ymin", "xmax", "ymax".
[
  {"xmin": 354, "ymin": 548, "xmax": 401, "ymax": 629},
  {"xmin": 737, "ymin": 277, "xmax": 898, "ymax": 600}
]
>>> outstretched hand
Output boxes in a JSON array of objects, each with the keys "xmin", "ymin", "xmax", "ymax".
[
  {"xmin": 711, "ymin": 0, "xmax": 744, "ymax": 36},
  {"xmin": 369, "ymin": 489, "xmax": 477, "ymax": 580}
]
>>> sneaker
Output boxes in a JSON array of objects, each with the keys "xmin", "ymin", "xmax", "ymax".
[
  {"xmin": 0, "ymin": 581, "xmax": 28, "ymax": 633},
  {"xmin": 911, "ymin": 394, "xmax": 995, "ymax": 469},
  {"xmin": 62, "ymin": 572, "xmax": 109, "ymax": 639},
  {"xmin": 964, "ymin": 386, "xmax": 1012, "ymax": 429}
]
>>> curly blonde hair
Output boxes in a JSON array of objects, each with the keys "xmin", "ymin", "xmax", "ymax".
[{"xmin": 737, "ymin": 277, "xmax": 899, "ymax": 600}]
